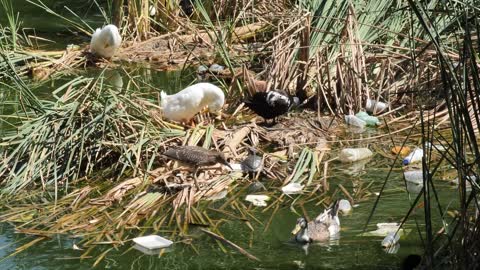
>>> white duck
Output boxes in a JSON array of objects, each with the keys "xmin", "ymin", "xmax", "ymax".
[
  {"xmin": 90, "ymin": 24, "xmax": 122, "ymax": 59},
  {"xmin": 161, "ymin": 83, "xmax": 225, "ymax": 124}
]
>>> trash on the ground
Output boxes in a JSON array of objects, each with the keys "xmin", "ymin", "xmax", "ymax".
[
  {"xmin": 339, "ymin": 148, "xmax": 373, "ymax": 162},
  {"xmin": 338, "ymin": 199, "xmax": 352, "ymax": 215},
  {"xmin": 228, "ymin": 163, "xmax": 243, "ymax": 171},
  {"xmin": 197, "ymin": 65, "xmax": 208, "ymax": 74},
  {"xmin": 133, "ymin": 235, "xmax": 173, "ymax": 250},
  {"xmin": 355, "ymin": 111, "xmax": 380, "ymax": 126},
  {"xmin": 365, "ymin": 99, "xmax": 388, "ymax": 114},
  {"xmin": 281, "ymin": 182, "xmax": 304, "ymax": 194},
  {"xmin": 391, "ymin": 146, "xmax": 411, "ymax": 157},
  {"xmin": 345, "ymin": 115, "xmax": 367, "ymax": 128},
  {"xmin": 245, "ymin": 194, "xmax": 270, "ymax": 206},
  {"xmin": 149, "ymin": 5, "xmax": 157, "ymax": 16},
  {"xmin": 403, "ymin": 148, "xmax": 423, "ymax": 165},
  {"xmin": 382, "ymin": 231, "xmax": 400, "ymax": 248},
  {"xmin": 241, "ymin": 154, "xmax": 263, "ymax": 172},
  {"xmin": 209, "ymin": 64, "xmax": 225, "ymax": 73}
]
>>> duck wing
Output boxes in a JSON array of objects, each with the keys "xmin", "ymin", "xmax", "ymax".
[
  {"xmin": 163, "ymin": 146, "xmax": 215, "ymax": 166},
  {"xmin": 244, "ymin": 91, "xmax": 292, "ymax": 119},
  {"xmin": 307, "ymin": 220, "xmax": 330, "ymax": 241},
  {"xmin": 162, "ymin": 88, "xmax": 204, "ymax": 121}
]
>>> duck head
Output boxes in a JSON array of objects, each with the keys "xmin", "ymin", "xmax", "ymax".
[
  {"xmin": 215, "ymin": 152, "xmax": 233, "ymax": 170},
  {"xmin": 292, "ymin": 217, "xmax": 311, "ymax": 243}
]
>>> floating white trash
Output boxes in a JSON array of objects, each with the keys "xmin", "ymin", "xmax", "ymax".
[
  {"xmin": 245, "ymin": 194, "xmax": 270, "ymax": 207},
  {"xmin": 339, "ymin": 148, "xmax": 373, "ymax": 162},
  {"xmin": 133, "ymin": 235, "xmax": 173, "ymax": 250},
  {"xmin": 382, "ymin": 231, "xmax": 400, "ymax": 248},
  {"xmin": 338, "ymin": 199, "xmax": 353, "ymax": 215},
  {"xmin": 281, "ymin": 182, "xmax": 304, "ymax": 194},
  {"xmin": 403, "ymin": 148, "xmax": 423, "ymax": 165}
]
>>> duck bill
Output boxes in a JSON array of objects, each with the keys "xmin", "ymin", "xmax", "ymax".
[
  {"xmin": 223, "ymin": 160, "xmax": 233, "ymax": 170},
  {"xmin": 291, "ymin": 224, "xmax": 302, "ymax": 235}
]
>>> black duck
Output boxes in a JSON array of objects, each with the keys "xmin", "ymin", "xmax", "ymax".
[{"xmin": 244, "ymin": 90, "xmax": 299, "ymax": 125}]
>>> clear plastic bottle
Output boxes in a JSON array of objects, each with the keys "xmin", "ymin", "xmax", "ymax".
[
  {"xmin": 403, "ymin": 170, "xmax": 423, "ymax": 184},
  {"xmin": 366, "ymin": 99, "xmax": 388, "ymax": 114},
  {"xmin": 403, "ymin": 148, "xmax": 423, "ymax": 165},
  {"xmin": 356, "ymin": 111, "xmax": 380, "ymax": 126},
  {"xmin": 339, "ymin": 148, "xmax": 373, "ymax": 162},
  {"xmin": 382, "ymin": 232, "xmax": 400, "ymax": 248},
  {"xmin": 345, "ymin": 115, "xmax": 366, "ymax": 128}
]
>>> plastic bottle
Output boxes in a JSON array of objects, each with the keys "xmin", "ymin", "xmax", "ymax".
[
  {"xmin": 382, "ymin": 232, "xmax": 400, "ymax": 248},
  {"xmin": 356, "ymin": 111, "xmax": 380, "ymax": 126},
  {"xmin": 339, "ymin": 148, "xmax": 373, "ymax": 162},
  {"xmin": 402, "ymin": 148, "xmax": 423, "ymax": 165},
  {"xmin": 403, "ymin": 170, "xmax": 423, "ymax": 184},
  {"xmin": 338, "ymin": 199, "xmax": 352, "ymax": 215},
  {"xmin": 406, "ymin": 180, "xmax": 423, "ymax": 194},
  {"xmin": 345, "ymin": 115, "xmax": 366, "ymax": 128},
  {"xmin": 366, "ymin": 99, "xmax": 388, "ymax": 114}
]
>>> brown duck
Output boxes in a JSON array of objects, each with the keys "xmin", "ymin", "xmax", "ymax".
[
  {"xmin": 291, "ymin": 200, "xmax": 341, "ymax": 243},
  {"xmin": 163, "ymin": 146, "xmax": 232, "ymax": 188}
]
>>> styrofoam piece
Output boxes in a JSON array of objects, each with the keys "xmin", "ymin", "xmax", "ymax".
[
  {"xmin": 245, "ymin": 194, "xmax": 270, "ymax": 207},
  {"xmin": 133, "ymin": 235, "xmax": 173, "ymax": 250}
]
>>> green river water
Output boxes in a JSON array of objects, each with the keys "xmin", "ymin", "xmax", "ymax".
[{"xmin": 0, "ymin": 1, "xmax": 459, "ymax": 269}]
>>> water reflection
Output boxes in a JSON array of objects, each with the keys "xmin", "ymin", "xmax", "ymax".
[{"xmin": 340, "ymin": 157, "xmax": 371, "ymax": 176}]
